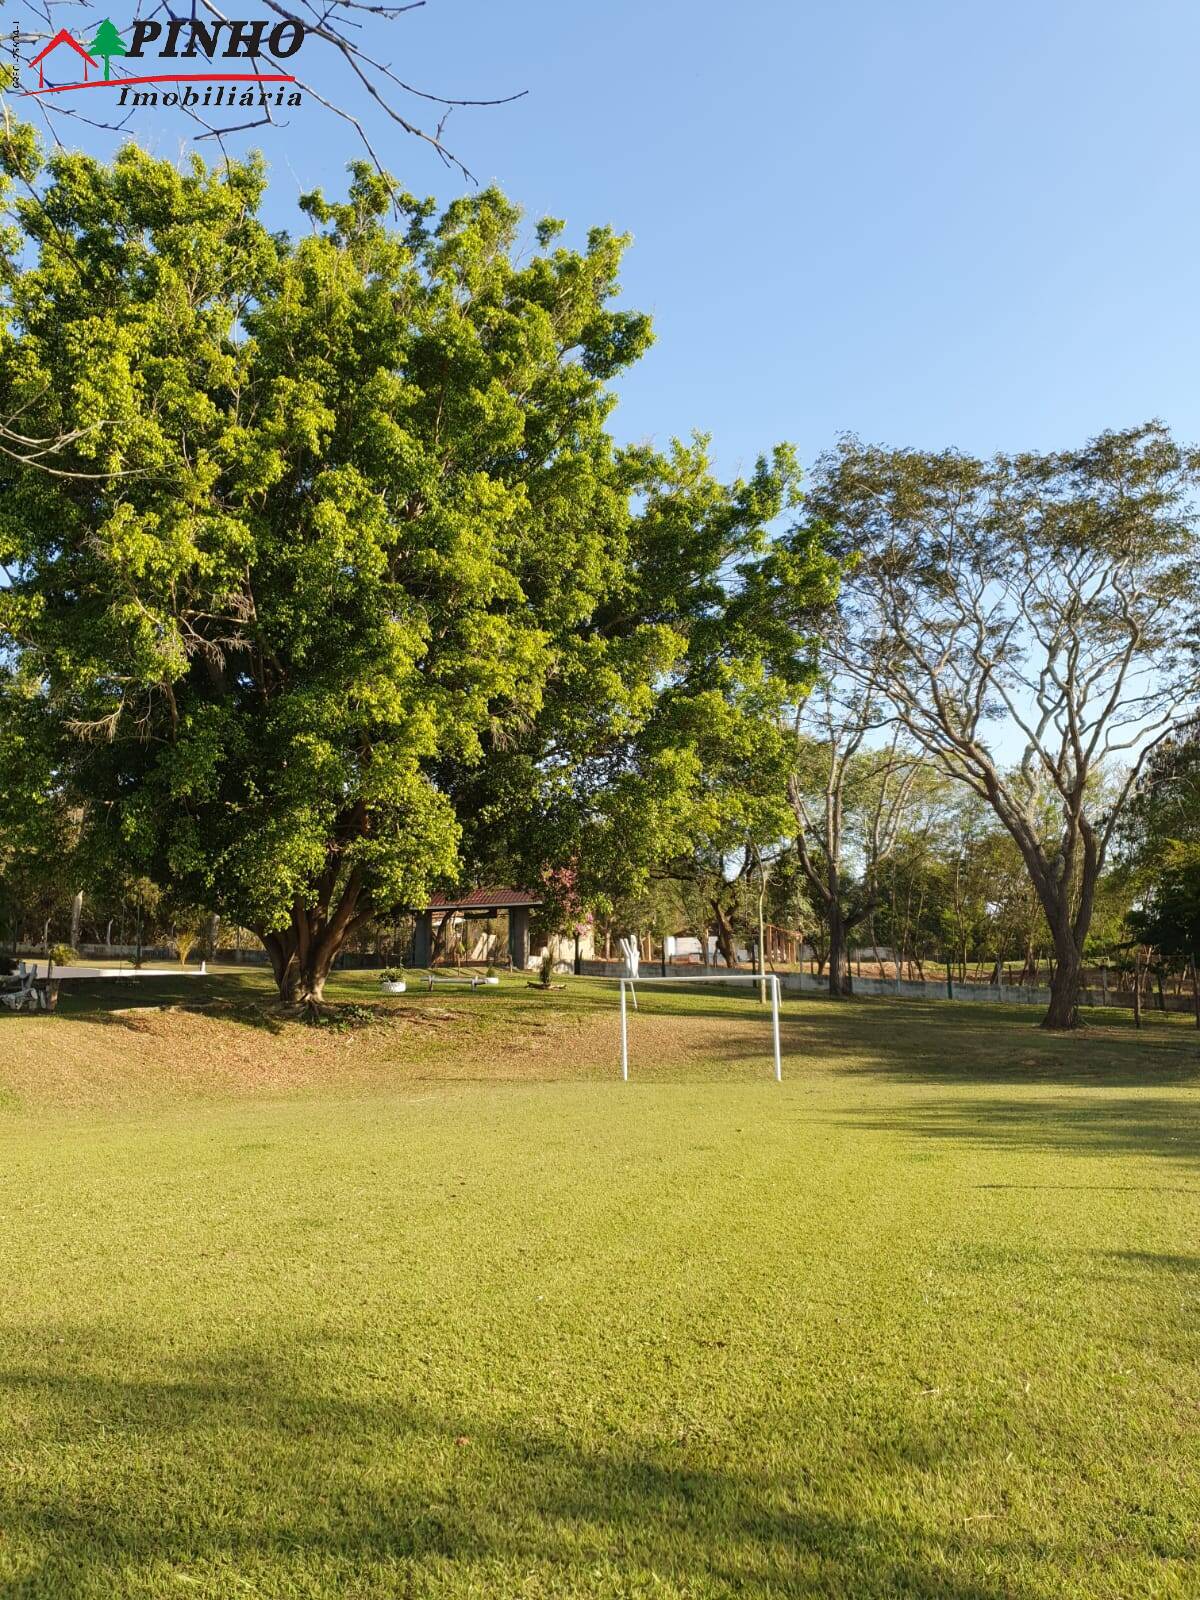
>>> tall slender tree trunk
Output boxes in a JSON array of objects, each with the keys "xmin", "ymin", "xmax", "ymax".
[
  {"xmin": 1043, "ymin": 934, "xmax": 1083, "ymax": 1029},
  {"xmin": 711, "ymin": 900, "xmax": 738, "ymax": 969},
  {"xmin": 827, "ymin": 906, "xmax": 851, "ymax": 998},
  {"xmin": 1019, "ymin": 826, "xmax": 1098, "ymax": 1031},
  {"xmin": 431, "ymin": 910, "xmax": 454, "ymax": 965}
]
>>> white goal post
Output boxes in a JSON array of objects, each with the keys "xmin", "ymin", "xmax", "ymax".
[{"xmin": 615, "ymin": 973, "xmax": 783, "ymax": 1082}]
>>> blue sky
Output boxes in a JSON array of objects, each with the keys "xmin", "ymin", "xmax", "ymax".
[{"xmin": 16, "ymin": 0, "xmax": 1200, "ymax": 484}]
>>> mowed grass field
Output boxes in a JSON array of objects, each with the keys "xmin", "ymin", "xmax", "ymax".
[{"xmin": 1, "ymin": 971, "xmax": 1198, "ymax": 1598}]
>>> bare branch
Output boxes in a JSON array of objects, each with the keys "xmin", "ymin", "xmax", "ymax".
[{"xmin": 12, "ymin": 0, "xmax": 526, "ymax": 179}]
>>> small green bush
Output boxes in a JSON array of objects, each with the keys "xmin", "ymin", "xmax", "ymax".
[{"xmin": 49, "ymin": 943, "xmax": 78, "ymax": 967}]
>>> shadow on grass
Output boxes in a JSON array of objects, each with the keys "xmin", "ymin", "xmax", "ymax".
[
  {"xmin": 1103, "ymin": 1249, "xmax": 1200, "ymax": 1273},
  {"xmin": 51, "ymin": 969, "xmax": 279, "ymax": 1024},
  {"xmin": 0, "ymin": 1338, "xmax": 1047, "ymax": 1599},
  {"xmin": 49, "ymin": 969, "xmax": 589, "ymax": 1035},
  {"xmin": 766, "ymin": 999, "xmax": 1200, "ymax": 1090},
  {"xmin": 583, "ymin": 982, "xmax": 1200, "ymax": 1083},
  {"xmin": 30, "ymin": 974, "xmax": 1200, "ymax": 1094},
  {"xmin": 977, "ymin": 1183, "xmax": 1198, "ymax": 1195},
  {"xmin": 60, "ymin": 992, "xmax": 291, "ymax": 1036},
  {"xmin": 835, "ymin": 1094, "xmax": 1200, "ymax": 1171}
]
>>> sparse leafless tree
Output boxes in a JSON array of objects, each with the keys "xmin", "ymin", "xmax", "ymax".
[{"xmin": 786, "ymin": 674, "xmax": 921, "ymax": 997}]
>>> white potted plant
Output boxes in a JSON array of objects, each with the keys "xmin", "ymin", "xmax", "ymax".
[
  {"xmin": 378, "ymin": 967, "xmax": 407, "ymax": 994},
  {"xmin": 484, "ymin": 964, "xmax": 500, "ymax": 986}
]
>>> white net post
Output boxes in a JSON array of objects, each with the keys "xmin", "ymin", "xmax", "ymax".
[
  {"xmin": 612, "ymin": 973, "xmax": 783, "ymax": 1082},
  {"xmin": 770, "ymin": 976, "xmax": 782, "ymax": 1081},
  {"xmin": 619, "ymin": 979, "xmax": 629, "ymax": 1080}
]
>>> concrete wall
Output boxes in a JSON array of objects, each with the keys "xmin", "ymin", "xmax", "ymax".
[{"xmin": 17, "ymin": 943, "xmax": 393, "ymax": 971}]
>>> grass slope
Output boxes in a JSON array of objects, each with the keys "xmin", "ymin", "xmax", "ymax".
[{"xmin": 1, "ymin": 974, "xmax": 1197, "ymax": 1597}]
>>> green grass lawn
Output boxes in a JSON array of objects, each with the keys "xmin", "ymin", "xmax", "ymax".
[{"xmin": 1, "ymin": 975, "xmax": 1197, "ymax": 1597}]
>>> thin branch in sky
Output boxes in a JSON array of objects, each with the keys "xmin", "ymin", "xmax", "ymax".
[{"xmin": 13, "ymin": 0, "xmax": 527, "ymax": 181}]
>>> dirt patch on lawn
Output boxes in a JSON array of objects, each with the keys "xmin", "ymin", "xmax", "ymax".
[{"xmin": 0, "ymin": 997, "xmax": 774, "ymax": 1113}]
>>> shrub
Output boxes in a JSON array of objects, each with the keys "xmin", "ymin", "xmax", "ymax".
[
  {"xmin": 49, "ymin": 943, "xmax": 78, "ymax": 967},
  {"xmin": 379, "ymin": 968, "xmax": 406, "ymax": 984}
]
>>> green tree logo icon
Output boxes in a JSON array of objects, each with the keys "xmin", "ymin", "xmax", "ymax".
[{"xmin": 87, "ymin": 19, "xmax": 127, "ymax": 80}]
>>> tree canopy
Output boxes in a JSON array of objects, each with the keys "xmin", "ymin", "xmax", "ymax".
[
  {"xmin": 803, "ymin": 425, "xmax": 1200, "ymax": 1027},
  {"xmin": 0, "ymin": 125, "xmax": 835, "ymax": 1002}
]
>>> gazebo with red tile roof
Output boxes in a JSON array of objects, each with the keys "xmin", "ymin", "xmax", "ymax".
[{"xmin": 412, "ymin": 886, "xmax": 542, "ymax": 969}]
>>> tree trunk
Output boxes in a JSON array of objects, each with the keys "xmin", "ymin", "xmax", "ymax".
[
  {"xmin": 1043, "ymin": 935, "xmax": 1083, "ymax": 1029},
  {"xmin": 262, "ymin": 932, "xmax": 337, "ymax": 1008},
  {"xmin": 756, "ymin": 872, "xmax": 768, "ymax": 1004},
  {"xmin": 827, "ymin": 907, "xmax": 850, "ymax": 998},
  {"xmin": 711, "ymin": 901, "xmax": 738, "ymax": 969},
  {"xmin": 431, "ymin": 910, "xmax": 454, "ymax": 965},
  {"xmin": 1018, "ymin": 831, "xmax": 1096, "ymax": 1030},
  {"xmin": 259, "ymin": 873, "xmax": 372, "ymax": 1009}
]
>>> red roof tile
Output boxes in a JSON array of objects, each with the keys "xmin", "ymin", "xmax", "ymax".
[{"xmin": 425, "ymin": 886, "xmax": 541, "ymax": 911}]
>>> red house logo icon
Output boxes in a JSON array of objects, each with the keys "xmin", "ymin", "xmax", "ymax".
[{"xmin": 27, "ymin": 30, "xmax": 99, "ymax": 89}]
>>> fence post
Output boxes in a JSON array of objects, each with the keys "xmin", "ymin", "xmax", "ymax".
[{"xmin": 946, "ymin": 956, "xmax": 953, "ymax": 1001}]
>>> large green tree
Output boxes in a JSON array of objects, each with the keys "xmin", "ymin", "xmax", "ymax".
[
  {"xmin": 0, "ymin": 127, "xmax": 828, "ymax": 1004},
  {"xmin": 597, "ymin": 493, "xmax": 839, "ymax": 971}
]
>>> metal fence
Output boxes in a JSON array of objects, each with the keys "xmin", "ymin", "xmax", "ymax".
[{"xmin": 577, "ymin": 959, "xmax": 1195, "ymax": 1012}]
